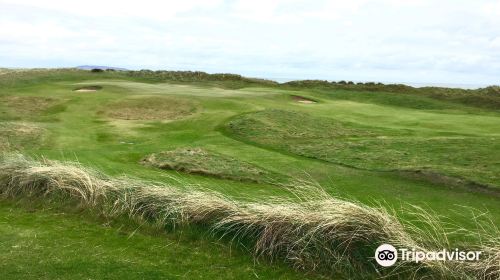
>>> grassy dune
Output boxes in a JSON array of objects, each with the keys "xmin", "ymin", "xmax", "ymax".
[{"xmin": 1, "ymin": 69, "xmax": 500, "ymax": 279}]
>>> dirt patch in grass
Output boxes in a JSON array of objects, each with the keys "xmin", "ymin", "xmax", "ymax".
[
  {"xmin": 141, "ymin": 148, "xmax": 285, "ymax": 184},
  {"xmin": 105, "ymin": 97, "xmax": 198, "ymax": 121},
  {"xmin": 0, "ymin": 122, "xmax": 45, "ymax": 151},
  {"xmin": 74, "ymin": 85, "xmax": 102, "ymax": 92},
  {"xmin": 291, "ymin": 95, "xmax": 317, "ymax": 104},
  {"xmin": 1, "ymin": 96, "xmax": 60, "ymax": 116}
]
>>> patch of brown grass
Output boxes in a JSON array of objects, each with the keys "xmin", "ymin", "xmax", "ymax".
[
  {"xmin": 1, "ymin": 96, "xmax": 60, "ymax": 116},
  {"xmin": 0, "ymin": 122, "xmax": 44, "ymax": 151},
  {"xmin": 104, "ymin": 96, "xmax": 198, "ymax": 120}
]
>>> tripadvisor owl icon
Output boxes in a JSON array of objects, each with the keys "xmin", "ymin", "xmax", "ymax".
[{"xmin": 375, "ymin": 244, "xmax": 398, "ymax": 267}]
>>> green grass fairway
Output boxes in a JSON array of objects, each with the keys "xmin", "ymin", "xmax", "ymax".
[
  {"xmin": 0, "ymin": 200, "xmax": 316, "ymax": 280},
  {"xmin": 1, "ymin": 69, "xmax": 499, "ymax": 279}
]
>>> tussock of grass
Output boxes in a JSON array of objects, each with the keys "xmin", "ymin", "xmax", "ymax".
[
  {"xmin": 0, "ymin": 155, "xmax": 498, "ymax": 279},
  {"xmin": 104, "ymin": 97, "xmax": 197, "ymax": 121},
  {"xmin": 141, "ymin": 148, "xmax": 286, "ymax": 184}
]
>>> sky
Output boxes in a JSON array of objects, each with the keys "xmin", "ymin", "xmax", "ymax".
[{"xmin": 1, "ymin": 0, "xmax": 500, "ymax": 86}]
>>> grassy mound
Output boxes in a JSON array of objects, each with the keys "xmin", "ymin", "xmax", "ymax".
[
  {"xmin": 226, "ymin": 110, "xmax": 500, "ymax": 188},
  {"xmin": 104, "ymin": 97, "xmax": 198, "ymax": 121},
  {"xmin": 0, "ymin": 155, "xmax": 498, "ymax": 279},
  {"xmin": 141, "ymin": 148, "xmax": 285, "ymax": 184}
]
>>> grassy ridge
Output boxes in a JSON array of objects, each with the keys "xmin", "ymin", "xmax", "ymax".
[
  {"xmin": 1, "ymin": 155, "xmax": 499, "ymax": 279},
  {"xmin": 282, "ymin": 80, "xmax": 500, "ymax": 110},
  {"xmin": 126, "ymin": 70, "xmax": 278, "ymax": 89}
]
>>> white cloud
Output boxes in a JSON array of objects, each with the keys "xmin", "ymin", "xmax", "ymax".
[
  {"xmin": 0, "ymin": 0, "xmax": 499, "ymax": 85},
  {"xmin": 0, "ymin": 0, "xmax": 224, "ymax": 20}
]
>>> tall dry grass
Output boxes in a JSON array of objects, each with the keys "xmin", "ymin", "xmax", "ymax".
[{"xmin": 0, "ymin": 154, "xmax": 498, "ymax": 279}]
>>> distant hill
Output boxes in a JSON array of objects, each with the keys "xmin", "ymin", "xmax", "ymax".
[{"xmin": 76, "ymin": 65, "xmax": 128, "ymax": 71}]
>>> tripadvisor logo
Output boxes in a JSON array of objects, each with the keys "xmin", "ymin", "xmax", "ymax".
[
  {"xmin": 375, "ymin": 244, "xmax": 398, "ymax": 267},
  {"xmin": 374, "ymin": 244, "xmax": 482, "ymax": 267}
]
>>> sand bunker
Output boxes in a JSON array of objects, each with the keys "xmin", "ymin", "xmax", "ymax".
[
  {"xmin": 291, "ymin": 95, "xmax": 317, "ymax": 104},
  {"xmin": 104, "ymin": 96, "xmax": 198, "ymax": 121},
  {"xmin": 74, "ymin": 85, "xmax": 102, "ymax": 92},
  {"xmin": 76, "ymin": 89, "xmax": 96, "ymax": 92}
]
